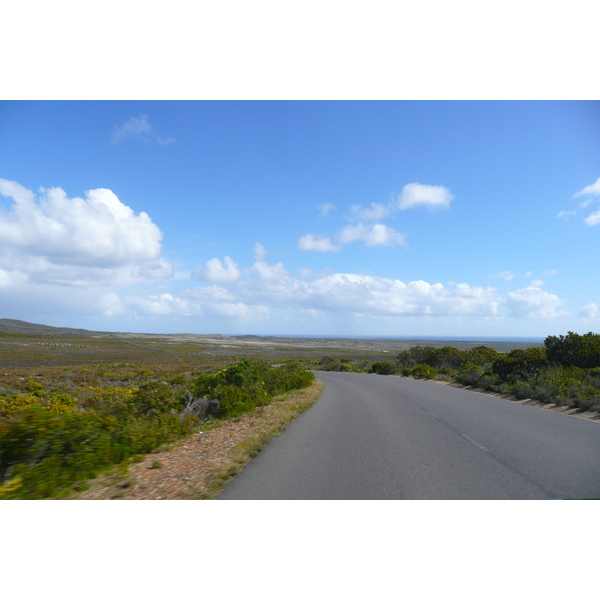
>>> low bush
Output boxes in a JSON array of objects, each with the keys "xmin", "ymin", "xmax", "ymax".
[
  {"xmin": 0, "ymin": 361, "xmax": 303, "ymax": 498},
  {"xmin": 0, "ymin": 390, "xmax": 78, "ymax": 418},
  {"xmin": 455, "ymin": 364, "xmax": 483, "ymax": 386},
  {"xmin": 0, "ymin": 407, "xmax": 197, "ymax": 499},
  {"xmin": 370, "ymin": 362, "xmax": 396, "ymax": 375},
  {"xmin": 476, "ymin": 373, "xmax": 499, "ymax": 391},
  {"xmin": 411, "ymin": 364, "xmax": 437, "ymax": 379},
  {"xmin": 510, "ymin": 381, "xmax": 534, "ymax": 400},
  {"xmin": 191, "ymin": 360, "xmax": 314, "ymax": 419}
]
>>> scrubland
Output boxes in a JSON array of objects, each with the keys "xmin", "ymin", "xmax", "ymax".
[
  {"xmin": 0, "ymin": 329, "xmax": 314, "ymax": 499},
  {"xmin": 1, "ymin": 323, "xmax": 597, "ymax": 499}
]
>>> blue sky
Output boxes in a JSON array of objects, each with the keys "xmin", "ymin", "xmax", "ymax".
[{"xmin": 1, "ymin": 101, "xmax": 600, "ymax": 338}]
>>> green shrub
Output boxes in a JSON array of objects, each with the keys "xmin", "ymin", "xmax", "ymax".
[
  {"xmin": 191, "ymin": 360, "xmax": 314, "ymax": 419},
  {"xmin": 370, "ymin": 361, "xmax": 396, "ymax": 375},
  {"xmin": 464, "ymin": 346, "xmax": 499, "ymax": 366},
  {"xmin": 411, "ymin": 364, "xmax": 437, "ymax": 379},
  {"xmin": 477, "ymin": 372, "xmax": 499, "ymax": 391},
  {"xmin": 531, "ymin": 382, "xmax": 555, "ymax": 403},
  {"xmin": 0, "ymin": 392, "xmax": 78, "ymax": 417},
  {"xmin": 492, "ymin": 347, "xmax": 547, "ymax": 382},
  {"xmin": 0, "ymin": 406, "xmax": 197, "ymax": 499},
  {"xmin": 439, "ymin": 367, "xmax": 456, "ymax": 376},
  {"xmin": 545, "ymin": 331, "xmax": 600, "ymax": 369},
  {"xmin": 510, "ymin": 381, "xmax": 534, "ymax": 400},
  {"xmin": 455, "ymin": 364, "xmax": 483, "ymax": 386}
]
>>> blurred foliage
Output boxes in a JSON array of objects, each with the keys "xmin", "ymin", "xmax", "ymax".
[{"xmin": 0, "ymin": 357, "xmax": 314, "ymax": 498}]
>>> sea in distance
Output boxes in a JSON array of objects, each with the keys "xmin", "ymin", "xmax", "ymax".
[{"xmin": 240, "ymin": 334, "xmax": 545, "ymax": 343}]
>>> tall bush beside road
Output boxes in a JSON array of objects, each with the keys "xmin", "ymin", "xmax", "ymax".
[
  {"xmin": 545, "ymin": 331, "xmax": 600, "ymax": 369},
  {"xmin": 192, "ymin": 360, "xmax": 314, "ymax": 419}
]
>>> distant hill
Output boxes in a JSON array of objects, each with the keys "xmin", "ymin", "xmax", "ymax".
[{"xmin": 0, "ymin": 319, "xmax": 106, "ymax": 336}]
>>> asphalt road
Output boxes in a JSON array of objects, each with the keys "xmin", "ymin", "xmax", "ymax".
[{"xmin": 219, "ymin": 371, "xmax": 600, "ymax": 499}]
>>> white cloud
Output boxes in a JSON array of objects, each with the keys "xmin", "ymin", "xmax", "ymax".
[
  {"xmin": 111, "ymin": 115, "xmax": 175, "ymax": 145},
  {"xmin": 192, "ymin": 256, "xmax": 241, "ymax": 283},
  {"xmin": 0, "ymin": 178, "xmax": 176, "ymax": 320},
  {"xmin": 493, "ymin": 271, "xmax": 516, "ymax": 281},
  {"xmin": 395, "ymin": 182, "xmax": 454, "ymax": 211},
  {"xmin": 338, "ymin": 223, "xmax": 407, "ymax": 247},
  {"xmin": 505, "ymin": 286, "xmax": 566, "ymax": 319},
  {"xmin": 584, "ymin": 210, "xmax": 600, "ymax": 226},
  {"xmin": 557, "ymin": 210, "xmax": 576, "ymax": 219},
  {"xmin": 524, "ymin": 271, "xmax": 532, "ymax": 278},
  {"xmin": 579, "ymin": 303, "xmax": 599, "ymax": 318},
  {"xmin": 540, "ymin": 270, "xmax": 557, "ymax": 277},
  {"xmin": 121, "ymin": 270, "xmax": 500, "ymax": 322},
  {"xmin": 296, "ymin": 267, "xmax": 333, "ymax": 280},
  {"xmin": 574, "ymin": 177, "xmax": 600, "ymax": 198},
  {"xmin": 297, "ymin": 234, "xmax": 341, "ymax": 252},
  {"xmin": 126, "ymin": 293, "xmax": 190, "ymax": 316},
  {"xmin": 529, "ymin": 279, "xmax": 544, "ymax": 288},
  {"xmin": 317, "ymin": 202, "xmax": 335, "ymax": 216},
  {"xmin": 349, "ymin": 202, "xmax": 390, "ymax": 222},
  {"xmin": 253, "ymin": 242, "xmax": 267, "ymax": 261},
  {"xmin": 228, "ymin": 255, "xmax": 501, "ymax": 318},
  {"xmin": 0, "ymin": 179, "xmax": 168, "ymax": 273}
]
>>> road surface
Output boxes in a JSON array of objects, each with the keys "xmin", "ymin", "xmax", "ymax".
[{"xmin": 219, "ymin": 371, "xmax": 600, "ymax": 499}]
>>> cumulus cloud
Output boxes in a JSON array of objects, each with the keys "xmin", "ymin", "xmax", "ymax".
[
  {"xmin": 111, "ymin": 115, "xmax": 175, "ymax": 145},
  {"xmin": 192, "ymin": 256, "xmax": 241, "ymax": 283},
  {"xmin": 584, "ymin": 210, "xmax": 600, "ymax": 226},
  {"xmin": 123, "ymin": 288, "xmax": 270, "ymax": 320},
  {"xmin": 338, "ymin": 223, "xmax": 407, "ymax": 247},
  {"xmin": 183, "ymin": 251, "xmax": 498, "ymax": 319},
  {"xmin": 0, "ymin": 179, "xmax": 165, "ymax": 270},
  {"xmin": 349, "ymin": 202, "xmax": 390, "ymax": 222},
  {"xmin": 0, "ymin": 178, "xmax": 175, "ymax": 320},
  {"xmin": 395, "ymin": 182, "xmax": 454, "ymax": 211},
  {"xmin": 317, "ymin": 202, "xmax": 335, "ymax": 216},
  {"xmin": 297, "ymin": 234, "xmax": 341, "ymax": 252},
  {"xmin": 579, "ymin": 303, "xmax": 599, "ymax": 318},
  {"xmin": 573, "ymin": 177, "xmax": 600, "ymax": 198},
  {"xmin": 505, "ymin": 286, "xmax": 566, "ymax": 319},
  {"xmin": 116, "ymin": 268, "xmax": 502, "ymax": 323}
]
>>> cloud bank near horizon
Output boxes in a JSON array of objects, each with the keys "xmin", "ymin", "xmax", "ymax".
[{"xmin": 0, "ymin": 177, "xmax": 591, "ymax": 331}]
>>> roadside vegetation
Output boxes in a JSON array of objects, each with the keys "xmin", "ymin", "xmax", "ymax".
[
  {"xmin": 3, "ymin": 324, "xmax": 597, "ymax": 499},
  {"xmin": 0, "ymin": 357, "xmax": 314, "ymax": 499},
  {"xmin": 313, "ymin": 332, "xmax": 600, "ymax": 414}
]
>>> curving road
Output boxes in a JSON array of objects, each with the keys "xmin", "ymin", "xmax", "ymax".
[{"xmin": 219, "ymin": 371, "xmax": 600, "ymax": 499}]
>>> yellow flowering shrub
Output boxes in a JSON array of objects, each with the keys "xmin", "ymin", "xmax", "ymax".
[{"xmin": 0, "ymin": 393, "xmax": 77, "ymax": 416}]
